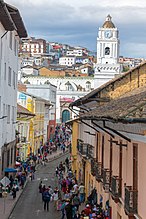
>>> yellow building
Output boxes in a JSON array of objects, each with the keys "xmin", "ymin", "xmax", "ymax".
[
  {"xmin": 69, "ymin": 62, "xmax": 146, "ymax": 219},
  {"xmin": 18, "ymin": 91, "xmax": 51, "ymax": 155},
  {"xmin": 16, "ymin": 104, "xmax": 35, "ymax": 161}
]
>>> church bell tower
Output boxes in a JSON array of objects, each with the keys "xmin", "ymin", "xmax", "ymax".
[{"xmin": 94, "ymin": 15, "xmax": 122, "ymax": 88}]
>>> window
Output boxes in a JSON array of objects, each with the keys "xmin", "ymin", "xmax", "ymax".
[
  {"xmin": 14, "ymin": 38, "xmax": 17, "ymax": 56},
  {"xmin": 7, "ymin": 105, "xmax": 10, "ymax": 124},
  {"xmin": 8, "ymin": 67, "xmax": 11, "ymax": 86},
  {"xmin": 12, "ymin": 106, "xmax": 14, "ymax": 122},
  {"xmin": 133, "ymin": 143, "xmax": 138, "ymax": 190},
  {"xmin": 101, "ymin": 135, "xmax": 104, "ymax": 169},
  {"xmin": 11, "ymin": 147, "xmax": 13, "ymax": 164},
  {"xmin": 4, "ymin": 63, "xmax": 6, "ymax": 80},
  {"xmin": 65, "ymin": 81, "xmax": 72, "ymax": 91},
  {"xmin": 7, "ymin": 150, "xmax": 10, "ymax": 166},
  {"xmin": 96, "ymin": 133, "xmax": 99, "ymax": 162},
  {"xmin": 86, "ymin": 81, "xmax": 91, "ymax": 91},
  {"xmin": 3, "ymin": 104, "xmax": 5, "ymax": 116},
  {"xmin": 9, "ymin": 32, "xmax": 12, "ymax": 50},
  {"xmin": 119, "ymin": 141, "xmax": 123, "ymax": 195},
  {"xmin": 13, "ymin": 71, "xmax": 15, "ymax": 88},
  {"xmin": 105, "ymin": 47, "xmax": 110, "ymax": 55}
]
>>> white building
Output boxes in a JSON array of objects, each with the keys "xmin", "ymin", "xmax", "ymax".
[
  {"xmin": 94, "ymin": 15, "xmax": 122, "ymax": 88},
  {"xmin": 21, "ymin": 65, "xmax": 39, "ymax": 77},
  {"xmin": 0, "ymin": 0, "xmax": 27, "ymax": 176},
  {"xmin": 59, "ymin": 56, "xmax": 76, "ymax": 66},
  {"xmin": 20, "ymin": 37, "xmax": 46, "ymax": 56},
  {"xmin": 66, "ymin": 47, "xmax": 88, "ymax": 57},
  {"xmin": 21, "ymin": 75, "xmax": 94, "ymax": 123}
]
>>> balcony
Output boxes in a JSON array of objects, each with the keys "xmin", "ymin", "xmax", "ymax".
[
  {"xmin": 21, "ymin": 136, "xmax": 27, "ymax": 142},
  {"xmin": 103, "ymin": 168, "xmax": 111, "ymax": 192},
  {"xmin": 78, "ymin": 143, "xmax": 88, "ymax": 157},
  {"xmin": 111, "ymin": 176, "xmax": 121, "ymax": 202},
  {"xmin": 124, "ymin": 186, "xmax": 137, "ymax": 216},
  {"xmin": 95, "ymin": 162, "xmax": 102, "ymax": 182},
  {"xmin": 91, "ymin": 158, "xmax": 97, "ymax": 176},
  {"xmin": 77, "ymin": 140, "xmax": 93, "ymax": 159}
]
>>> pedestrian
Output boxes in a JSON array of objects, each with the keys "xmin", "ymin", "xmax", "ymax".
[
  {"xmin": 84, "ymin": 204, "xmax": 92, "ymax": 216},
  {"xmin": 52, "ymin": 189, "xmax": 59, "ymax": 210},
  {"xmin": 72, "ymin": 194, "xmax": 80, "ymax": 211},
  {"xmin": 43, "ymin": 188, "xmax": 51, "ymax": 211},
  {"xmin": 65, "ymin": 200, "xmax": 72, "ymax": 219},
  {"xmin": 39, "ymin": 181, "xmax": 43, "ymax": 193},
  {"xmin": 78, "ymin": 183, "xmax": 85, "ymax": 203},
  {"xmin": 12, "ymin": 185, "xmax": 17, "ymax": 199},
  {"xmin": 48, "ymin": 185, "xmax": 53, "ymax": 195},
  {"xmin": 74, "ymin": 211, "xmax": 81, "ymax": 219},
  {"xmin": 60, "ymin": 199, "xmax": 66, "ymax": 219}
]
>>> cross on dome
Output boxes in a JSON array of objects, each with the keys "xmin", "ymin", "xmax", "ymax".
[{"xmin": 106, "ymin": 14, "xmax": 112, "ymax": 21}]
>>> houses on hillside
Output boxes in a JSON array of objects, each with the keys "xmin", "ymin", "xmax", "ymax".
[{"xmin": 69, "ymin": 62, "xmax": 146, "ymax": 219}]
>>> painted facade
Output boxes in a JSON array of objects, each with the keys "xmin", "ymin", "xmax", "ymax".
[
  {"xmin": 16, "ymin": 104, "xmax": 35, "ymax": 161},
  {"xmin": 69, "ymin": 62, "xmax": 146, "ymax": 219},
  {"xmin": 17, "ymin": 91, "xmax": 51, "ymax": 154},
  {"xmin": 0, "ymin": 1, "xmax": 27, "ymax": 176},
  {"xmin": 25, "ymin": 84, "xmax": 57, "ymax": 140}
]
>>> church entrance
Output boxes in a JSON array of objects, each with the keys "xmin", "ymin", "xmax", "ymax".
[{"xmin": 62, "ymin": 110, "xmax": 70, "ymax": 123}]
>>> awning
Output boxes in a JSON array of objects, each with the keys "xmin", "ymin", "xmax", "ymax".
[{"xmin": 4, "ymin": 168, "xmax": 17, "ymax": 173}]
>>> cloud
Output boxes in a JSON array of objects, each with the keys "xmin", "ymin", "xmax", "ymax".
[{"xmin": 5, "ymin": 0, "xmax": 146, "ymax": 58}]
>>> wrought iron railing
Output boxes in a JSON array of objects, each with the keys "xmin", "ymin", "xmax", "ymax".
[
  {"xmin": 77, "ymin": 140, "xmax": 93, "ymax": 158},
  {"xmin": 111, "ymin": 176, "xmax": 121, "ymax": 199},
  {"xmin": 91, "ymin": 158, "xmax": 96, "ymax": 176},
  {"xmin": 124, "ymin": 186, "xmax": 137, "ymax": 215},
  {"xmin": 103, "ymin": 168, "xmax": 111, "ymax": 192},
  {"xmin": 95, "ymin": 162, "xmax": 102, "ymax": 182}
]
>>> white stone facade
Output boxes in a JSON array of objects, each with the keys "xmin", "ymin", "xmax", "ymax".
[
  {"xmin": 21, "ymin": 76, "xmax": 94, "ymax": 123},
  {"xmin": 94, "ymin": 15, "xmax": 122, "ymax": 88}
]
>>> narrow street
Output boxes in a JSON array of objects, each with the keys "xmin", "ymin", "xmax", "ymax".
[{"xmin": 9, "ymin": 152, "xmax": 69, "ymax": 219}]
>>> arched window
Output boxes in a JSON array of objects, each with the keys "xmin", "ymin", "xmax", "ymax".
[
  {"xmin": 86, "ymin": 81, "xmax": 91, "ymax": 91},
  {"xmin": 65, "ymin": 81, "xmax": 72, "ymax": 91},
  {"xmin": 105, "ymin": 47, "xmax": 110, "ymax": 55},
  {"xmin": 62, "ymin": 110, "xmax": 70, "ymax": 123}
]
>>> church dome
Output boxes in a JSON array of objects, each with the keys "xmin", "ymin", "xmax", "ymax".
[{"xmin": 102, "ymin": 14, "xmax": 115, "ymax": 28}]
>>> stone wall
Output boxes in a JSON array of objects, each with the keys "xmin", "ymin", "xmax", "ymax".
[{"xmin": 97, "ymin": 63, "xmax": 146, "ymax": 100}]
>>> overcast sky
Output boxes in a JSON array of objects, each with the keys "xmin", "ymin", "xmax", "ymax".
[{"xmin": 6, "ymin": 0, "xmax": 146, "ymax": 58}]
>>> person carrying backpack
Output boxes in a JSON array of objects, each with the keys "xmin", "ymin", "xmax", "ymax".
[{"xmin": 43, "ymin": 189, "xmax": 51, "ymax": 211}]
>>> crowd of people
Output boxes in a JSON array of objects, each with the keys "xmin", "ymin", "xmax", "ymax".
[
  {"xmin": 38, "ymin": 154, "xmax": 109, "ymax": 219},
  {"xmin": 0, "ymin": 123, "xmax": 110, "ymax": 218},
  {"xmin": 37, "ymin": 124, "xmax": 71, "ymax": 165},
  {"xmin": 0, "ymin": 159, "xmax": 36, "ymax": 199}
]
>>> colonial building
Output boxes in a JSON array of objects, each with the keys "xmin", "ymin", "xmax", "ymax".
[
  {"xmin": 0, "ymin": 0, "xmax": 27, "ymax": 176},
  {"xmin": 69, "ymin": 62, "xmax": 146, "ymax": 219},
  {"xmin": 24, "ymin": 83, "xmax": 57, "ymax": 140},
  {"xmin": 94, "ymin": 15, "xmax": 122, "ymax": 88},
  {"xmin": 16, "ymin": 104, "xmax": 35, "ymax": 161},
  {"xmin": 17, "ymin": 91, "xmax": 52, "ymax": 154},
  {"xmin": 21, "ymin": 75, "xmax": 94, "ymax": 123}
]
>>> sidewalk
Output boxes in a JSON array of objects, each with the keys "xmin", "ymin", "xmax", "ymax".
[{"xmin": 0, "ymin": 149, "xmax": 69, "ymax": 219}]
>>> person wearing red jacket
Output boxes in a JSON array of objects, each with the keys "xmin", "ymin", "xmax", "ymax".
[{"xmin": 84, "ymin": 204, "xmax": 92, "ymax": 216}]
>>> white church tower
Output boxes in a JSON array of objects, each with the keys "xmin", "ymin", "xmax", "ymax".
[{"xmin": 94, "ymin": 15, "xmax": 122, "ymax": 88}]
